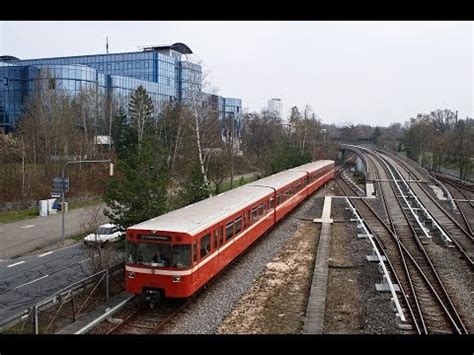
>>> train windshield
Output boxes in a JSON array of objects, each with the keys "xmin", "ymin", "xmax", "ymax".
[{"xmin": 126, "ymin": 241, "xmax": 191, "ymax": 269}]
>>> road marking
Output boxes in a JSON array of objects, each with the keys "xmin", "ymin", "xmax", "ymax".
[
  {"xmin": 38, "ymin": 251, "xmax": 54, "ymax": 258},
  {"xmin": 19, "ymin": 224, "xmax": 36, "ymax": 230},
  {"xmin": 13, "ymin": 274, "xmax": 49, "ymax": 290},
  {"xmin": 7, "ymin": 261, "xmax": 25, "ymax": 268}
]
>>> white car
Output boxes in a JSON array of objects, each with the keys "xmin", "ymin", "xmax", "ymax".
[{"xmin": 83, "ymin": 223, "xmax": 124, "ymax": 247}]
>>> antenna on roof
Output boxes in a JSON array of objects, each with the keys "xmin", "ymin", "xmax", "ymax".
[{"xmin": 106, "ymin": 36, "xmax": 109, "ymax": 54}]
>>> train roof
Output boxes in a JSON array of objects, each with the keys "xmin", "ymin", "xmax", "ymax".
[
  {"xmin": 289, "ymin": 160, "xmax": 334, "ymax": 173},
  {"xmin": 128, "ymin": 160, "xmax": 334, "ymax": 236}
]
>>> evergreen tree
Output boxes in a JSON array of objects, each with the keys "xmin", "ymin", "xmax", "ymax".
[
  {"xmin": 104, "ymin": 138, "xmax": 169, "ymax": 228},
  {"xmin": 183, "ymin": 165, "xmax": 211, "ymax": 204},
  {"xmin": 270, "ymin": 140, "xmax": 311, "ymax": 174},
  {"xmin": 105, "ymin": 86, "xmax": 169, "ymax": 228},
  {"xmin": 128, "ymin": 85, "xmax": 154, "ymax": 142},
  {"xmin": 111, "ymin": 106, "xmax": 136, "ymax": 160}
]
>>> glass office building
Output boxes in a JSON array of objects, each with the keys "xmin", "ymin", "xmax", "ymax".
[{"xmin": 0, "ymin": 43, "xmax": 242, "ymax": 134}]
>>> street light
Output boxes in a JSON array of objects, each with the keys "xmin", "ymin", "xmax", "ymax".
[{"xmin": 61, "ymin": 159, "xmax": 113, "ymax": 242}]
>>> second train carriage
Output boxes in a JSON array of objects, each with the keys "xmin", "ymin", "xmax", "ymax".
[{"xmin": 125, "ymin": 160, "xmax": 335, "ymax": 301}]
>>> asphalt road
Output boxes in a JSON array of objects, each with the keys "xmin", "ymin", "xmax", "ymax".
[
  {"xmin": 0, "ymin": 242, "xmax": 123, "ymax": 327},
  {"xmin": 0, "ymin": 243, "xmax": 92, "ymax": 325},
  {"xmin": 0, "ymin": 204, "xmax": 108, "ymax": 260}
]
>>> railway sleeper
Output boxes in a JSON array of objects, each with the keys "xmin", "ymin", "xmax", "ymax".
[
  {"xmin": 366, "ymin": 249, "xmax": 386, "ymax": 262},
  {"xmin": 429, "ymin": 230, "xmax": 455, "ymax": 248},
  {"xmin": 391, "ymin": 300, "xmax": 413, "ymax": 331},
  {"xmin": 375, "ymin": 275, "xmax": 401, "ymax": 293}
]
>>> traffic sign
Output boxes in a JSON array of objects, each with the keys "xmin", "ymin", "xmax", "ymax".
[
  {"xmin": 52, "ymin": 177, "xmax": 69, "ymax": 192},
  {"xmin": 51, "ymin": 192, "xmax": 62, "ymax": 198}
]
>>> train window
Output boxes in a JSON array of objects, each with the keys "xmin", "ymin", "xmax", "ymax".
[
  {"xmin": 276, "ymin": 193, "xmax": 281, "ymax": 205},
  {"xmin": 286, "ymin": 188, "xmax": 292, "ymax": 196},
  {"xmin": 226, "ymin": 221, "xmax": 234, "ymax": 240},
  {"xmin": 200, "ymin": 234, "xmax": 211, "ymax": 258},
  {"xmin": 136, "ymin": 242, "xmax": 172, "ymax": 267},
  {"xmin": 172, "ymin": 244, "xmax": 191, "ymax": 268},
  {"xmin": 235, "ymin": 217, "xmax": 242, "ymax": 235},
  {"xmin": 269, "ymin": 198, "xmax": 274, "ymax": 209},
  {"xmin": 126, "ymin": 241, "xmax": 137, "ymax": 264},
  {"xmin": 192, "ymin": 241, "xmax": 198, "ymax": 262},
  {"xmin": 213, "ymin": 229, "xmax": 218, "ymax": 249},
  {"xmin": 258, "ymin": 204, "xmax": 264, "ymax": 216},
  {"xmin": 251, "ymin": 207, "xmax": 258, "ymax": 221},
  {"xmin": 244, "ymin": 211, "xmax": 250, "ymax": 227}
]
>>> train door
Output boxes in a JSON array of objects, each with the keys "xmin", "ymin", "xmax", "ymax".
[
  {"xmin": 191, "ymin": 240, "xmax": 199, "ymax": 286},
  {"xmin": 212, "ymin": 228, "xmax": 219, "ymax": 276},
  {"xmin": 243, "ymin": 210, "xmax": 250, "ymax": 229}
]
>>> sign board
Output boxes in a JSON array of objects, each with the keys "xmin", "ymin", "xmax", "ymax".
[
  {"xmin": 138, "ymin": 234, "xmax": 171, "ymax": 242},
  {"xmin": 52, "ymin": 177, "xmax": 69, "ymax": 192},
  {"xmin": 51, "ymin": 192, "xmax": 61, "ymax": 198}
]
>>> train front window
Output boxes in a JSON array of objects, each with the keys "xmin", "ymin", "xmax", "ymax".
[
  {"xmin": 136, "ymin": 243, "xmax": 172, "ymax": 267},
  {"xmin": 172, "ymin": 244, "xmax": 191, "ymax": 268},
  {"xmin": 126, "ymin": 241, "xmax": 137, "ymax": 264}
]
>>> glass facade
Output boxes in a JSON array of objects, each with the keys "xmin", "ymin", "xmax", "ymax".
[{"xmin": 0, "ymin": 43, "xmax": 242, "ymax": 133}]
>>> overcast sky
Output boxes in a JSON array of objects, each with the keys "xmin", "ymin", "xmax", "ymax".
[{"xmin": 0, "ymin": 21, "xmax": 472, "ymax": 126}]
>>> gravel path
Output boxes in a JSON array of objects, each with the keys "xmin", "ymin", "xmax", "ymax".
[{"xmin": 159, "ymin": 187, "xmax": 330, "ymax": 334}]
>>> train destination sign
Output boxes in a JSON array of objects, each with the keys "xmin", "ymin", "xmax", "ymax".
[{"xmin": 138, "ymin": 234, "xmax": 171, "ymax": 241}]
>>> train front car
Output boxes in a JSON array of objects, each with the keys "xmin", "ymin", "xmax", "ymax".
[{"xmin": 125, "ymin": 228, "xmax": 194, "ymax": 303}]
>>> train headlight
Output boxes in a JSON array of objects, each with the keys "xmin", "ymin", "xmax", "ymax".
[
  {"xmin": 128, "ymin": 271, "xmax": 136, "ymax": 279},
  {"xmin": 172, "ymin": 276, "xmax": 181, "ymax": 283}
]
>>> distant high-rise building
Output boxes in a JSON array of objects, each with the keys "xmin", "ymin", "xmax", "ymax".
[
  {"xmin": 267, "ymin": 98, "xmax": 281, "ymax": 118},
  {"xmin": 0, "ymin": 42, "xmax": 242, "ymax": 134}
]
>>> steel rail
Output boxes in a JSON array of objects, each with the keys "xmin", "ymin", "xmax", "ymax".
[
  {"xmin": 363, "ymin": 148, "xmax": 468, "ymax": 334},
  {"xmin": 378, "ymin": 150, "xmax": 474, "ymax": 264},
  {"xmin": 379, "ymin": 149, "xmax": 474, "ymax": 243}
]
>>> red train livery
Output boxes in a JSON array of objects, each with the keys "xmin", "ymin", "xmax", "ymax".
[{"xmin": 125, "ymin": 160, "xmax": 335, "ymax": 300}]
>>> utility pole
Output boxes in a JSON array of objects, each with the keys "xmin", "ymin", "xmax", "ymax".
[{"xmin": 61, "ymin": 160, "xmax": 113, "ymax": 242}]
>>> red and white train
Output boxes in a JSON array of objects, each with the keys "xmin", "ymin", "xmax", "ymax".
[{"xmin": 125, "ymin": 160, "xmax": 335, "ymax": 302}]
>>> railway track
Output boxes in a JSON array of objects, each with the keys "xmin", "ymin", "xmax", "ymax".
[
  {"xmin": 106, "ymin": 299, "xmax": 189, "ymax": 334},
  {"xmin": 335, "ymin": 150, "xmax": 469, "ymax": 333},
  {"xmin": 434, "ymin": 175, "xmax": 474, "ymax": 236},
  {"xmin": 373, "ymin": 149, "xmax": 474, "ymax": 264}
]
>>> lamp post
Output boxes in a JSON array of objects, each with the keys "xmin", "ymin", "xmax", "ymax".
[{"xmin": 61, "ymin": 159, "xmax": 113, "ymax": 242}]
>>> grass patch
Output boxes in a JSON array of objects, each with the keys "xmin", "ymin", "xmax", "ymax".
[
  {"xmin": 0, "ymin": 198, "xmax": 103, "ymax": 225},
  {"xmin": 70, "ymin": 232, "xmax": 89, "ymax": 242},
  {"xmin": 216, "ymin": 175, "xmax": 258, "ymax": 194},
  {"xmin": 0, "ymin": 208, "xmax": 38, "ymax": 224},
  {"xmin": 68, "ymin": 198, "xmax": 103, "ymax": 210}
]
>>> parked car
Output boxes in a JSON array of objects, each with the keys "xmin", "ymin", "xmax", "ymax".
[{"xmin": 83, "ymin": 223, "xmax": 124, "ymax": 247}]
